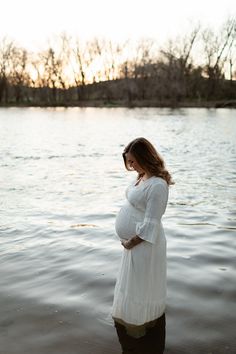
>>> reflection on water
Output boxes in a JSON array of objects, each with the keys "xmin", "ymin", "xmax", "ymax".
[
  {"xmin": 0, "ymin": 107, "xmax": 236, "ymax": 354},
  {"xmin": 115, "ymin": 314, "xmax": 166, "ymax": 354}
]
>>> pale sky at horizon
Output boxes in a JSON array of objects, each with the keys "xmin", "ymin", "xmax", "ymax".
[{"xmin": 1, "ymin": 0, "xmax": 235, "ymax": 50}]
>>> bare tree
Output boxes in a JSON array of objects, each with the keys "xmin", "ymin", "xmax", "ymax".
[
  {"xmin": 129, "ymin": 39, "xmax": 156, "ymax": 99},
  {"xmin": 0, "ymin": 37, "xmax": 15, "ymax": 103},
  {"xmin": 202, "ymin": 17, "xmax": 236, "ymax": 97},
  {"xmin": 159, "ymin": 25, "xmax": 201, "ymax": 101},
  {"xmin": 87, "ymin": 37, "xmax": 104, "ymax": 82},
  {"xmin": 9, "ymin": 47, "xmax": 31, "ymax": 102},
  {"xmin": 36, "ymin": 34, "xmax": 71, "ymax": 103},
  {"xmin": 71, "ymin": 39, "xmax": 89, "ymax": 100}
]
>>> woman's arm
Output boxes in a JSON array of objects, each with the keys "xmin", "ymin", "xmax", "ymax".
[{"xmin": 121, "ymin": 235, "xmax": 144, "ymax": 249}]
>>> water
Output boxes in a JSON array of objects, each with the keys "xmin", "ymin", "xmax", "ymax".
[{"xmin": 0, "ymin": 107, "xmax": 236, "ymax": 353}]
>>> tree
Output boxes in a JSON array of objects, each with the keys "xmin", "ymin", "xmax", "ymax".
[
  {"xmin": 202, "ymin": 17, "xmax": 236, "ymax": 98},
  {"xmin": 71, "ymin": 39, "xmax": 89, "ymax": 100},
  {"xmin": 160, "ymin": 26, "xmax": 201, "ymax": 101},
  {"xmin": 9, "ymin": 47, "xmax": 30, "ymax": 102},
  {"xmin": 0, "ymin": 37, "xmax": 14, "ymax": 103},
  {"xmin": 37, "ymin": 34, "xmax": 71, "ymax": 103}
]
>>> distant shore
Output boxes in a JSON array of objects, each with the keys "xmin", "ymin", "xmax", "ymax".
[{"xmin": 1, "ymin": 99, "xmax": 236, "ymax": 109}]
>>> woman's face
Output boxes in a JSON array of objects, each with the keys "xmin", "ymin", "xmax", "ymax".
[{"xmin": 125, "ymin": 152, "xmax": 145, "ymax": 174}]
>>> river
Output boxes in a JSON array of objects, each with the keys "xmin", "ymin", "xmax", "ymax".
[{"xmin": 0, "ymin": 107, "xmax": 235, "ymax": 353}]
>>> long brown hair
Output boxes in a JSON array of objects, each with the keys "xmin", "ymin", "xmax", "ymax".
[{"xmin": 122, "ymin": 137, "xmax": 174, "ymax": 185}]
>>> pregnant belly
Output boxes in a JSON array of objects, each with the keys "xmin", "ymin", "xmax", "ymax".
[{"xmin": 115, "ymin": 202, "xmax": 143, "ymax": 240}]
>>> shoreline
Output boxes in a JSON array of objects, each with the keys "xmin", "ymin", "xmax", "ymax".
[{"xmin": 1, "ymin": 99, "xmax": 236, "ymax": 109}]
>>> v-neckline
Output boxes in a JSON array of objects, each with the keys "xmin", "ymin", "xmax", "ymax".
[{"xmin": 134, "ymin": 176, "xmax": 155, "ymax": 187}]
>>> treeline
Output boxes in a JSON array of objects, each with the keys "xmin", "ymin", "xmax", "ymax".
[{"xmin": 0, "ymin": 18, "xmax": 236, "ymax": 107}]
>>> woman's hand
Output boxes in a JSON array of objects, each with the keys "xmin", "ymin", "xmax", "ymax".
[
  {"xmin": 121, "ymin": 236, "xmax": 144, "ymax": 249},
  {"xmin": 121, "ymin": 239, "xmax": 133, "ymax": 249}
]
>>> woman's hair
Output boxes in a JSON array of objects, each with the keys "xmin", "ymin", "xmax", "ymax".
[{"xmin": 122, "ymin": 137, "xmax": 174, "ymax": 185}]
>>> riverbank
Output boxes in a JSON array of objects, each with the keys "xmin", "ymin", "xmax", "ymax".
[{"xmin": 1, "ymin": 99, "xmax": 236, "ymax": 108}]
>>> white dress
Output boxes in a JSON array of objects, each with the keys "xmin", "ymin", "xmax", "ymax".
[{"xmin": 112, "ymin": 176, "xmax": 169, "ymax": 327}]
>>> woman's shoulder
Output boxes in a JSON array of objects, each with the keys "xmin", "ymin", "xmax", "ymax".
[
  {"xmin": 145, "ymin": 176, "xmax": 169, "ymax": 201},
  {"xmin": 149, "ymin": 176, "xmax": 168, "ymax": 187},
  {"xmin": 145, "ymin": 177, "xmax": 168, "ymax": 197}
]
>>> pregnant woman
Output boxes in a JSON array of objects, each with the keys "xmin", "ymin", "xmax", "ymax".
[{"xmin": 112, "ymin": 137, "xmax": 173, "ymax": 353}]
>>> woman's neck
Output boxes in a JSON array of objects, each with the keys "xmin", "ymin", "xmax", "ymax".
[{"xmin": 141, "ymin": 172, "xmax": 153, "ymax": 181}]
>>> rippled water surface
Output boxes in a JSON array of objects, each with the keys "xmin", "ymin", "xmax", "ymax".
[{"xmin": 0, "ymin": 107, "xmax": 236, "ymax": 353}]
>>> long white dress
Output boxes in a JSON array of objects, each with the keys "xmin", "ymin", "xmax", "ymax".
[{"xmin": 112, "ymin": 176, "xmax": 169, "ymax": 327}]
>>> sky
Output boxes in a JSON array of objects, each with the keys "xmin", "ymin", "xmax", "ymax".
[{"xmin": 0, "ymin": 0, "xmax": 235, "ymax": 50}]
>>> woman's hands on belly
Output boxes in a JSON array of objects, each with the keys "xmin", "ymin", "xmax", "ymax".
[{"xmin": 121, "ymin": 235, "xmax": 144, "ymax": 249}]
